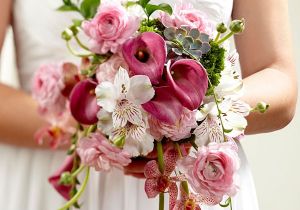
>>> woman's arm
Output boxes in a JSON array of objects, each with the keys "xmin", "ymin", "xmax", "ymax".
[
  {"xmin": 233, "ymin": 0, "xmax": 298, "ymax": 134},
  {"xmin": 0, "ymin": 0, "xmax": 48, "ymax": 148}
]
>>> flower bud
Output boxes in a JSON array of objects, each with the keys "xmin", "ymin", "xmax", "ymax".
[
  {"xmin": 216, "ymin": 23, "xmax": 227, "ymax": 33},
  {"xmin": 61, "ymin": 28, "xmax": 73, "ymax": 41},
  {"xmin": 255, "ymin": 102, "xmax": 270, "ymax": 113},
  {"xmin": 229, "ymin": 18, "xmax": 245, "ymax": 34},
  {"xmin": 59, "ymin": 172, "xmax": 73, "ymax": 185}
]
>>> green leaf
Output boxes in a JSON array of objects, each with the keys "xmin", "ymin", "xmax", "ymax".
[
  {"xmin": 80, "ymin": 0, "xmax": 101, "ymax": 19},
  {"xmin": 72, "ymin": 19, "xmax": 83, "ymax": 27},
  {"xmin": 145, "ymin": 3, "xmax": 172, "ymax": 17},
  {"xmin": 138, "ymin": 0, "xmax": 151, "ymax": 8},
  {"xmin": 125, "ymin": 1, "xmax": 138, "ymax": 8},
  {"xmin": 57, "ymin": 5, "xmax": 79, "ymax": 12}
]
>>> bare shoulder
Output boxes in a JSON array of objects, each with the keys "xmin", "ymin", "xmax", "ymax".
[{"xmin": 232, "ymin": 0, "xmax": 296, "ymax": 79}]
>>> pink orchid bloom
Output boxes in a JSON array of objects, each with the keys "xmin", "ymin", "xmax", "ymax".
[
  {"xmin": 142, "ymin": 86, "xmax": 184, "ymax": 124},
  {"xmin": 48, "ymin": 156, "xmax": 74, "ymax": 200},
  {"xmin": 173, "ymin": 185, "xmax": 201, "ymax": 210},
  {"xmin": 61, "ymin": 62, "xmax": 81, "ymax": 98},
  {"xmin": 144, "ymin": 149, "xmax": 179, "ymax": 210},
  {"xmin": 69, "ymin": 79, "xmax": 100, "ymax": 125},
  {"xmin": 166, "ymin": 60, "xmax": 208, "ymax": 111},
  {"xmin": 122, "ymin": 32, "xmax": 167, "ymax": 85}
]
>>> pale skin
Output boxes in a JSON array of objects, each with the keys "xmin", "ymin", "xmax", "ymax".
[{"xmin": 0, "ymin": 0, "xmax": 297, "ymax": 176}]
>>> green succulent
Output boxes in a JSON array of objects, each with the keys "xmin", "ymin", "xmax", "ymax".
[{"xmin": 164, "ymin": 27, "xmax": 211, "ymax": 59}]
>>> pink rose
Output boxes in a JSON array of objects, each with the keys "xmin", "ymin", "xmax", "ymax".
[
  {"xmin": 160, "ymin": 3, "xmax": 213, "ymax": 35},
  {"xmin": 76, "ymin": 132, "xmax": 132, "ymax": 171},
  {"xmin": 178, "ymin": 142, "xmax": 240, "ymax": 205},
  {"xmin": 32, "ymin": 63, "xmax": 66, "ymax": 115},
  {"xmin": 83, "ymin": 2, "xmax": 140, "ymax": 54},
  {"xmin": 148, "ymin": 108, "xmax": 197, "ymax": 141},
  {"xmin": 96, "ymin": 54, "xmax": 128, "ymax": 83}
]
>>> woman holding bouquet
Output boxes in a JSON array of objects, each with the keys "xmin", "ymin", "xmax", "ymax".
[{"xmin": 0, "ymin": 0, "xmax": 297, "ymax": 209}]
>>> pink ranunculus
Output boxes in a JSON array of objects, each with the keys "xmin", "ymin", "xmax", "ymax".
[
  {"xmin": 148, "ymin": 108, "xmax": 197, "ymax": 141},
  {"xmin": 178, "ymin": 142, "xmax": 240, "ymax": 205},
  {"xmin": 77, "ymin": 132, "xmax": 132, "ymax": 171},
  {"xmin": 82, "ymin": 2, "xmax": 140, "ymax": 54},
  {"xmin": 96, "ymin": 54, "xmax": 129, "ymax": 83},
  {"xmin": 160, "ymin": 2, "xmax": 213, "ymax": 35},
  {"xmin": 61, "ymin": 62, "xmax": 81, "ymax": 98},
  {"xmin": 48, "ymin": 156, "xmax": 74, "ymax": 200},
  {"xmin": 32, "ymin": 63, "xmax": 66, "ymax": 115}
]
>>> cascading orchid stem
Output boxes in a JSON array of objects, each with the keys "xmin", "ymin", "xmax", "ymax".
[
  {"xmin": 175, "ymin": 143, "xmax": 190, "ymax": 195},
  {"xmin": 58, "ymin": 166, "xmax": 90, "ymax": 210}
]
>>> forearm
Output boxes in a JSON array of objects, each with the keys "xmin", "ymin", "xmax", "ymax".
[
  {"xmin": 0, "ymin": 83, "xmax": 48, "ymax": 148},
  {"xmin": 242, "ymin": 67, "xmax": 297, "ymax": 134}
]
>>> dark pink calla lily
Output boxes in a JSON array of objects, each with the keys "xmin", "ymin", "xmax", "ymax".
[
  {"xmin": 166, "ymin": 59, "xmax": 208, "ymax": 111},
  {"xmin": 122, "ymin": 32, "xmax": 167, "ymax": 85},
  {"xmin": 48, "ymin": 156, "xmax": 74, "ymax": 200},
  {"xmin": 69, "ymin": 79, "xmax": 99, "ymax": 125},
  {"xmin": 142, "ymin": 86, "xmax": 183, "ymax": 124}
]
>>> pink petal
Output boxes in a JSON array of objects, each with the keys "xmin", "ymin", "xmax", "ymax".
[
  {"xmin": 142, "ymin": 86, "xmax": 183, "ymax": 124},
  {"xmin": 48, "ymin": 156, "xmax": 74, "ymax": 200},
  {"xmin": 166, "ymin": 59, "xmax": 208, "ymax": 110},
  {"xmin": 61, "ymin": 62, "xmax": 81, "ymax": 97},
  {"xmin": 164, "ymin": 149, "xmax": 178, "ymax": 176},
  {"xmin": 145, "ymin": 178, "xmax": 160, "ymax": 198},
  {"xmin": 144, "ymin": 160, "xmax": 161, "ymax": 178},
  {"xmin": 122, "ymin": 32, "xmax": 166, "ymax": 85},
  {"xmin": 69, "ymin": 79, "xmax": 100, "ymax": 125},
  {"xmin": 168, "ymin": 182, "xmax": 179, "ymax": 210}
]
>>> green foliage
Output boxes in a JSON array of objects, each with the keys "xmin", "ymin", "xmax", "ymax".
[
  {"xmin": 80, "ymin": 0, "xmax": 101, "ymax": 19},
  {"xmin": 200, "ymin": 41, "xmax": 226, "ymax": 95},
  {"xmin": 139, "ymin": 0, "xmax": 151, "ymax": 7},
  {"xmin": 57, "ymin": 0, "xmax": 100, "ymax": 20},
  {"xmin": 144, "ymin": 3, "xmax": 172, "ymax": 17},
  {"xmin": 139, "ymin": 18, "xmax": 165, "ymax": 34}
]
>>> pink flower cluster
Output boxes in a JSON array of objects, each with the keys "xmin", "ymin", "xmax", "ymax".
[
  {"xmin": 77, "ymin": 132, "xmax": 132, "ymax": 171},
  {"xmin": 179, "ymin": 142, "xmax": 240, "ymax": 205},
  {"xmin": 83, "ymin": 2, "xmax": 140, "ymax": 54}
]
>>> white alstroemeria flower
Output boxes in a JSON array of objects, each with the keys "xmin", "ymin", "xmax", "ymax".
[
  {"xmin": 194, "ymin": 102, "xmax": 224, "ymax": 146},
  {"xmin": 95, "ymin": 67, "xmax": 155, "ymax": 128},
  {"xmin": 97, "ymin": 109, "xmax": 113, "ymax": 136},
  {"xmin": 194, "ymin": 97, "xmax": 251, "ymax": 146},
  {"xmin": 113, "ymin": 121, "xmax": 154, "ymax": 157}
]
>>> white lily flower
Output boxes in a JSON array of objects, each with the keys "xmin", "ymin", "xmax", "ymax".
[{"xmin": 95, "ymin": 67, "xmax": 155, "ymax": 128}]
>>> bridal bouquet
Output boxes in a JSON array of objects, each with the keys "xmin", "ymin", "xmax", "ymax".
[{"xmin": 32, "ymin": 0, "xmax": 268, "ymax": 209}]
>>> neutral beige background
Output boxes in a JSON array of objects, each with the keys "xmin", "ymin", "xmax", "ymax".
[{"xmin": 1, "ymin": 1, "xmax": 300, "ymax": 210}]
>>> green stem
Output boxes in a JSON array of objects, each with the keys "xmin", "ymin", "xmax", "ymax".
[
  {"xmin": 58, "ymin": 167, "xmax": 90, "ymax": 210},
  {"xmin": 71, "ymin": 165, "xmax": 85, "ymax": 178},
  {"xmin": 66, "ymin": 41, "xmax": 93, "ymax": 58},
  {"xmin": 74, "ymin": 35, "xmax": 90, "ymax": 51},
  {"xmin": 157, "ymin": 141, "xmax": 164, "ymax": 173},
  {"xmin": 216, "ymin": 32, "xmax": 234, "ymax": 45},
  {"xmin": 159, "ymin": 193, "xmax": 164, "ymax": 210},
  {"xmin": 214, "ymin": 32, "xmax": 221, "ymax": 42}
]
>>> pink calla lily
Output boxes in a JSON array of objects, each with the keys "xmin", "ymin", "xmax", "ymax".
[
  {"xmin": 142, "ymin": 86, "xmax": 183, "ymax": 124},
  {"xmin": 166, "ymin": 59, "xmax": 208, "ymax": 111},
  {"xmin": 122, "ymin": 32, "xmax": 167, "ymax": 85},
  {"xmin": 48, "ymin": 156, "xmax": 74, "ymax": 200},
  {"xmin": 61, "ymin": 62, "xmax": 81, "ymax": 98},
  {"xmin": 70, "ymin": 79, "xmax": 100, "ymax": 125}
]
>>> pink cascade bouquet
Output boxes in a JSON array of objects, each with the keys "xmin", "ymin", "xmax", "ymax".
[{"xmin": 32, "ymin": 0, "xmax": 269, "ymax": 209}]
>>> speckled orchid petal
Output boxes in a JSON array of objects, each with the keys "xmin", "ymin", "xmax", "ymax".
[
  {"xmin": 166, "ymin": 59, "xmax": 208, "ymax": 110},
  {"xmin": 48, "ymin": 156, "xmax": 74, "ymax": 200},
  {"xmin": 122, "ymin": 32, "xmax": 167, "ymax": 85},
  {"xmin": 70, "ymin": 79, "xmax": 100, "ymax": 125},
  {"xmin": 142, "ymin": 86, "xmax": 183, "ymax": 124}
]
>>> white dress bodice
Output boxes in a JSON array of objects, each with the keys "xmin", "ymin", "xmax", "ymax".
[{"xmin": 0, "ymin": 0, "xmax": 260, "ymax": 210}]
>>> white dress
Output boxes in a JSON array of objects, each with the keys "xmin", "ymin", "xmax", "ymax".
[{"xmin": 0, "ymin": 0, "xmax": 260, "ymax": 209}]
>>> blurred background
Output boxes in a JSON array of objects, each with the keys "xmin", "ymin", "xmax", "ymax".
[{"xmin": 1, "ymin": 1, "xmax": 300, "ymax": 210}]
